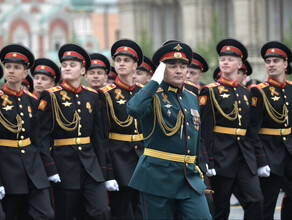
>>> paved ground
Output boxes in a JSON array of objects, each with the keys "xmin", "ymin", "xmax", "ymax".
[{"xmin": 229, "ymin": 192, "xmax": 283, "ymax": 219}]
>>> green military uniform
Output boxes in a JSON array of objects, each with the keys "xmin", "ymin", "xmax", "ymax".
[{"xmin": 127, "ymin": 42, "xmax": 211, "ymax": 220}]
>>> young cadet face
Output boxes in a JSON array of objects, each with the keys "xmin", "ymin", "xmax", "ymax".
[
  {"xmin": 114, "ymin": 55, "xmax": 138, "ymax": 77},
  {"xmin": 264, "ymin": 57, "xmax": 287, "ymax": 78},
  {"xmin": 237, "ymin": 69, "xmax": 247, "ymax": 84},
  {"xmin": 186, "ymin": 67, "xmax": 202, "ymax": 84},
  {"xmin": 219, "ymin": 55, "xmax": 242, "ymax": 76},
  {"xmin": 164, "ymin": 62, "xmax": 187, "ymax": 88},
  {"xmin": 61, "ymin": 60, "xmax": 85, "ymax": 83},
  {"xmin": 133, "ymin": 69, "xmax": 151, "ymax": 85},
  {"xmin": 33, "ymin": 73, "xmax": 55, "ymax": 95},
  {"xmin": 3, "ymin": 62, "xmax": 28, "ymax": 85},
  {"xmin": 84, "ymin": 67, "xmax": 108, "ymax": 90}
]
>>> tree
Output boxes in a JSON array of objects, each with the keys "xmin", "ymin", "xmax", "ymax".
[{"xmin": 137, "ymin": 29, "xmax": 154, "ymax": 59}]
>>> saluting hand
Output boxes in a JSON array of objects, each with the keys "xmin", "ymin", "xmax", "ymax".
[
  {"xmin": 0, "ymin": 186, "xmax": 5, "ymax": 200},
  {"xmin": 151, "ymin": 62, "xmax": 166, "ymax": 84},
  {"xmin": 48, "ymin": 174, "xmax": 61, "ymax": 183}
]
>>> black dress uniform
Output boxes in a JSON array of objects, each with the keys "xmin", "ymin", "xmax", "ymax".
[
  {"xmin": 38, "ymin": 44, "xmax": 111, "ymax": 220},
  {"xmin": 200, "ymin": 39, "xmax": 263, "ymax": 220},
  {"xmin": 0, "ymin": 44, "xmax": 54, "ymax": 219},
  {"xmin": 101, "ymin": 39, "xmax": 144, "ymax": 220},
  {"xmin": 250, "ymin": 41, "xmax": 292, "ymax": 220}
]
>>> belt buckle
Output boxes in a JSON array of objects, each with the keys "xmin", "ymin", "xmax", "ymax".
[
  {"xmin": 76, "ymin": 138, "xmax": 81, "ymax": 145},
  {"xmin": 184, "ymin": 155, "xmax": 190, "ymax": 163},
  {"xmin": 18, "ymin": 140, "xmax": 23, "ymax": 147},
  {"xmin": 236, "ymin": 128, "xmax": 241, "ymax": 135},
  {"xmin": 281, "ymin": 129, "xmax": 285, "ymax": 135},
  {"xmin": 132, "ymin": 135, "xmax": 136, "ymax": 142}
]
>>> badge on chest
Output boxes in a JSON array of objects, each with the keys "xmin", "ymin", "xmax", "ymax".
[{"xmin": 190, "ymin": 109, "xmax": 200, "ymax": 131}]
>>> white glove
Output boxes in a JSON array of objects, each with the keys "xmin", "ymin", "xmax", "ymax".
[
  {"xmin": 48, "ymin": 174, "xmax": 61, "ymax": 183},
  {"xmin": 105, "ymin": 179, "xmax": 119, "ymax": 191},
  {"xmin": 257, "ymin": 165, "xmax": 271, "ymax": 177},
  {"xmin": 0, "ymin": 186, "xmax": 5, "ymax": 200},
  {"xmin": 151, "ymin": 62, "xmax": 166, "ymax": 84},
  {"xmin": 206, "ymin": 164, "xmax": 216, "ymax": 177}
]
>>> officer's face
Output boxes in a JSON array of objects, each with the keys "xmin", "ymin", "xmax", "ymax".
[
  {"xmin": 219, "ymin": 56, "xmax": 242, "ymax": 76},
  {"xmin": 133, "ymin": 69, "xmax": 151, "ymax": 85},
  {"xmin": 3, "ymin": 62, "xmax": 28, "ymax": 85},
  {"xmin": 164, "ymin": 62, "xmax": 187, "ymax": 88},
  {"xmin": 84, "ymin": 67, "xmax": 108, "ymax": 90},
  {"xmin": 33, "ymin": 73, "xmax": 55, "ymax": 96},
  {"xmin": 264, "ymin": 57, "xmax": 287, "ymax": 78},
  {"xmin": 114, "ymin": 55, "xmax": 138, "ymax": 76},
  {"xmin": 186, "ymin": 67, "xmax": 202, "ymax": 84},
  {"xmin": 61, "ymin": 60, "xmax": 85, "ymax": 83}
]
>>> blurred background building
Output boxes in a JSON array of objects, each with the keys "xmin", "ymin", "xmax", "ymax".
[{"xmin": 0, "ymin": 0, "xmax": 292, "ymax": 83}]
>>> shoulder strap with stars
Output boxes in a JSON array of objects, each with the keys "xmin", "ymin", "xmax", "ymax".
[
  {"xmin": 205, "ymin": 82, "xmax": 220, "ymax": 88},
  {"xmin": 82, "ymin": 86, "xmax": 98, "ymax": 93},
  {"xmin": 24, "ymin": 90, "xmax": 38, "ymax": 100},
  {"xmin": 101, "ymin": 84, "xmax": 116, "ymax": 93},
  {"xmin": 47, "ymin": 86, "xmax": 63, "ymax": 93},
  {"xmin": 255, "ymin": 82, "xmax": 269, "ymax": 90}
]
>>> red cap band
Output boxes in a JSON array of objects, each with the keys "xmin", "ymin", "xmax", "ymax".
[
  {"xmin": 266, "ymin": 48, "xmax": 287, "ymax": 58},
  {"xmin": 241, "ymin": 63, "xmax": 247, "ymax": 71},
  {"xmin": 63, "ymin": 51, "xmax": 86, "ymax": 66},
  {"xmin": 91, "ymin": 60, "xmax": 106, "ymax": 67},
  {"xmin": 160, "ymin": 52, "xmax": 188, "ymax": 62},
  {"xmin": 115, "ymin": 46, "xmax": 138, "ymax": 60},
  {"xmin": 141, "ymin": 62, "xmax": 154, "ymax": 75},
  {"xmin": 22, "ymin": 79, "xmax": 30, "ymax": 88},
  {"xmin": 191, "ymin": 59, "xmax": 203, "ymax": 69},
  {"xmin": 35, "ymin": 65, "xmax": 56, "ymax": 77},
  {"xmin": 5, "ymin": 52, "xmax": 29, "ymax": 63},
  {"xmin": 221, "ymin": 46, "xmax": 243, "ymax": 56}
]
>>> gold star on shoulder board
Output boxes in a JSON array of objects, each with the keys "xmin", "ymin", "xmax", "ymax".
[
  {"xmin": 116, "ymin": 99, "xmax": 126, "ymax": 105},
  {"xmin": 271, "ymin": 96, "xmax": 280, "ymax": 101},
  {"xmin": 220, "ymin": 93, "xmax": 230, "ymax": 98},
  {"xmin": 2, "ymin": 105, "xmax": 13, "ymax": 111},
  {"xmin": 62, "ymin": 101, "xmax": 72, "ymax": 107}
]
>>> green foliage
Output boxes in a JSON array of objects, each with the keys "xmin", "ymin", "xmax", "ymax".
[
  {"xmin": 137, "ymin": 29, "xmax": 154, "ymax": 59},
  {"xmin": 196, "ymin": 13, "xmax": 226, "ymax": 84}
]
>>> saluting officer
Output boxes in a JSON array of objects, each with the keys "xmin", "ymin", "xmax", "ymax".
[
  {"xmin": 250, "ymin": 41, "xmax": 292, "ymax": 220},
  {"xmin": 31, "ymin": 58, "xmax": 61, "ymax": 99},
  {"xmin": 38, "ymin": 43, "xmax": 112, "ymax": 219},
  {"xmin": 101, "ymin": 39, "xmax": 144, "ymax": 220},
  {"xmin": 133, "ymin": 55, "xmax": 156, "ymax": 85},
  {"xmin": 127, "ymin": 41, "xmax": 212, "ymax": 219},
  {"xmin": 0, "ymin": 44, "xmax": 54, "ymax": 219},
  {"xmin": 199, "ymin": 38, "xmax": 263, "ymax": 220}
]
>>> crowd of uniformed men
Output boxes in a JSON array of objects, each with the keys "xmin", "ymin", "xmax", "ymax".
[{"xmin": 0, "ymin": 36, "xmax": 290, "ymax": 220}]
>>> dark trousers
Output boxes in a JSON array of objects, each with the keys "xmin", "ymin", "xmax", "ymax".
[
  {"xmin": 139, "ymin": 189, "xmax": 212, "ymax": 220},
  {"xmin": 2, "ymin": 188, "xmax": 54, "ymax": 220},
  {"xmin": 210, "ymin": 161, "xmax": 263, "ymax": 220},
  {"xmin": 109, "ymin": 186, "xmax": 141, "ymax": 220},
  {"xmin": 54, "ymin": 181, "xmax": 110, "ymax": 220}
]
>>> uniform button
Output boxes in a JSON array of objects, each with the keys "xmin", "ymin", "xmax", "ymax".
[
  {"xmin": 19, "ymin": 105, "xmax": 23, "ymax": 108},
  {"xmin": 179, "ymin": 97, "xmax": 182, "ymax": 100},
  {"xmin": 134, "ymin": 145, "xmax": 138, "ymax": 149},
  {"xmin": 78, "ymin": 146, "xmax": 82, "ymax": 151},
  {"xmin": 187, "ymin": 150, "xmax": 190, "ymax": 153},
  {"xmin": 134, "ymin": 130, "xmax": 138, "ymax": 134},
  {"xmin": 236, "ymin": 94, "xmax": 239, "ymax": 97},
  {"xmin": 20, "ymin": 112, "xmax": 24, "ymax": 116},
  {"xmin": 234, "ymin": 88, "xmax": 237, "ymax": 91},
  {"xmin": 184, "ymin": 109, "xmax": 187, "ymax": 112},
  {"xmin": 238, "ymin": 101, "xmax": 241, "ymax": 104},
  {"xmin": 21, "ymin": 136, "xmax": 24, "ymax": 140},
  {"xmin": 286, "ymin": 102, "xmax": 289, "ymax": 106},
  {"xmin": 283, "ymin": 137, "xmax": 287, "ymax": 141},
  {"xmin": 21, "ymin": 150, "xmax": 25, "ymax": 154},
  {"xmin": 186, "ymin": 163, "xmax": 188, "ymax": 166},
  {"xmin": 78, "ymin": 109, "xmax": 81, "ymax": 113},
  {"xmin": 22, "ymin": 120, "xmax": 24, "ymax": 124},
  {"xmin": 188, "ymin": 136, "xmax": 190, "ymax": 140},
  {"xmin": 130, "ymin": 92, "xmax": 132, "ymax": 95},
  {"xmin": 237, "ymin": 137, "xmax": 240, "ymax": 141},
  {"xmin": 284, "ymin": 95, "xmax": 287, "ymax": 99},
  {"xmin": 77, "ymin": 101, "xmax": 81, "ymax": 105},
  {"xmin": 21, "ymin": 128, "xmax": 25, "ymax": 132},
  {"xmin": 79, "ymin": 125, "xmax": 82, "ymax": 128},
  {"xmin": 186, "ymin": 122, "xmax": 189, "ymax": 126},
  {"xmin": 285, "ymin": 124, "xmax": 288, "ymax": 127},
  {"xmin": 282, "ymin": 89, "xmax": 285, "ymax": 92},
  {"xmin": 76, "ymin": 94, "xmax": 79, "ymax": 98},
  {"xmin": 239, "ymin": 123, "xmax": 241, "ymax": 126},
  {"xmin": 239, "ymin": 108, "xmax": 242, "ymax": 111},
  {"xmin": 18, "ymin": 98, "xmax": 21, "ymax": 101},
  {"xmin": 78, "ymin": 132, "xmax": 82, "ymax": 136}
]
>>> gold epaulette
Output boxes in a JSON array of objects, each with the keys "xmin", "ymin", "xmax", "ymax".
[
  {"xmin": 286, "ymin": 80, "xmax": 292, "ymax": 85},
  {"xmin": 24, "ymin": 90, "xmax": 38, "ymax": 100},
  {"xmin": 100, "ymin": 84, "xmax": 116, "ymax": 93},
  {"xmin": 255, "ymin": 82, "xmax": 269, "ymax": 89},
  {"xmin": 82, "ymin": 86, "xmax": 97, "ymax": 93},
  {"xmin": 46, "ymin": 86, "xmax": 63, "ymax": 93},
  {"xmin": 184, "ymin": 80, "xmax": 198, "ymax": 88},
  {"xmin": 205, "ymin": 82, "xmax": 220, "ymax": 88},
  {"xmin": 185, "ymin": 89, "xmax": 197, "ymax": 97},
  {"xmin": 156, "ymin": 88, "xmax": 164, "ymax": 93},
  {"xmin": 136, "ymin": 82, "xmax": 144, "ymax": 88}
]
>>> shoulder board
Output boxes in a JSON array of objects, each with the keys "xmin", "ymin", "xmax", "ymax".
[
  {"xmin": 82, "ymin": 86, "xmax": 97, "ymax": 93},
  {"xmin": 255, "ymin": 82, "xmax": 269, "ymax": 89},
  {"xmin": 286, "ymin": 80, "xmax": 292, "ymax": 85},
  {"xmin": 238, "ymin": 84, "xmax": 247, "ymax": 89},
  {"xmin": 46, "ymin": 86, "xmax": 63, "ymax": 93},
  {"xmin": 24, "ymin": 90, "xmax": 38, "ymax": 100},
  {"xmin": 135, "ymin": 82, "xmax": 144, "ymax": 88},
  {"xmin": 184, "ymin": 80, "xmax": 198, "ymax": 88},
  {"xmin": 156, "ymin": 87, "xmax": 164, "ymax": 93},
  {"xmin": 0, "ymin": 90, "xmax": 4, "ymax": 96},
  {"xmin": 185, "ymin": 88, "xmax": 197, "ymax": 97},
  {"xmin": 205, "ymin": 82, "xmax": 220, "ymax": 88},
  {"xmin": 100, "ymin": 84, "xmax": 116, "ymax": 93}
]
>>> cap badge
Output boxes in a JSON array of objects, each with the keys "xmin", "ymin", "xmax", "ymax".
[
  {"xmin": 41, "ymin": 66, "xmax": 45, "ymax": 69},
  {"xmin": 227, "ymin": 47, "xmax": 230, "ymax": 50},
  {"xmin": 67, "ymin": 52, "xmax": 71, "ymax": 55},
  {"xmin": 94, "ymin": 61, "xmax": 97, "ymax": 64},
  {"xmin": 271, "ymin": 49, "xmax": 275, "ymax": 53},
  {"xmin": 124, "ymin": 47, "xmax": 128, "ymax": 51},
  {"xmin": 174, "ymin": 44, "xmax": 183, "ymax": 51},
  {"xmin": 13, "ymin": 53, "xmax": 17, "ymax": 57},
  {"xmin": 174, "ymin": 52, "xmax": 182, "ymax": 58}
]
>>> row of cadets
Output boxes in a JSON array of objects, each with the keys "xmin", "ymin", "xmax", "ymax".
[
  {"xmin": 37, "ymin": 43, "xmax": 113, "ymax": 219},
  {"xmin": 127, "ymin": 40, "xmax": 212, "ymax": 219},
  {"xmin": 199, "ymin": 38, "xmax": 264, "ymax": 219},
  {"xmin": 100, "ymin": 39, "xmax": 144, "ymax": 219},
  {"xmin": 0, "ymin": 44, "xmax": 55, "ymax": 219}
]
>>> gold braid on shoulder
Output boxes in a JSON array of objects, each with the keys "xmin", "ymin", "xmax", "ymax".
[
  {"xmin": 104, "ymin": 92, "xmax": 133, "ymax": 128},
  {"xmin": 260, "ymin": 89, "xmax": 288, "ymax": 124},
  {"xmin": 50, "ymin": 93, "xmax": 80, "ymax": 132},
  {"xmin": 0, "ymin": 111, "xmax": 22, "ymax": 138},
  {"xmin": 209, "ymin": 87, "xmax": 238, "ymax": 122}
]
